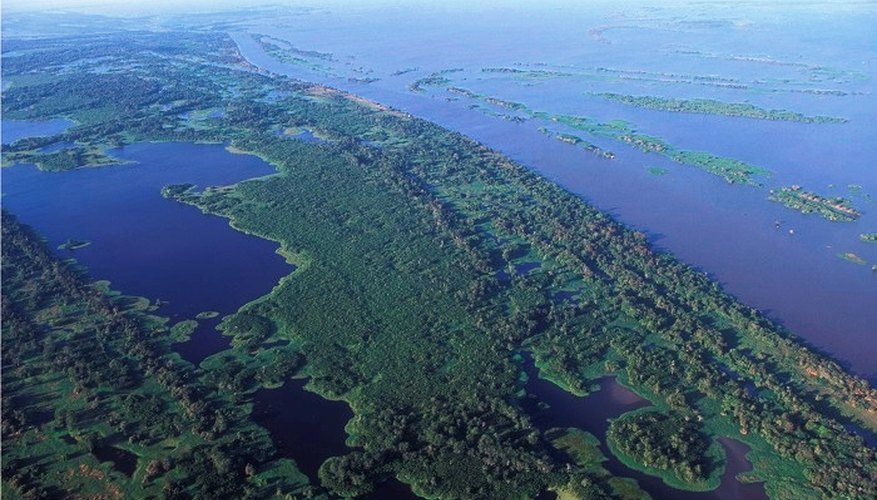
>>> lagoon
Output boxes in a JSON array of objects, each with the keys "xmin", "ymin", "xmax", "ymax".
[{"xmin": 521, "ymin": 354, "xmax": 767, "ymax": 500}]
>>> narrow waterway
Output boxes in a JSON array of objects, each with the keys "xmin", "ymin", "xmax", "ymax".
[{"xmin": 520, "ymin": 354, "xmax": 767, "ymax": 500}]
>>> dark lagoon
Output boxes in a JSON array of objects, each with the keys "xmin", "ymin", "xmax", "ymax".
[
  {"xmin": 251, "ymin": 380, "xmax": 354, "ymax": 481},
  {"xmin": 230, "ymin": 2, "xmax": 877, "ymax": 381},
  {"xmin": 521, "ymin": 354, "xmax": 767, "ymax": 500},
  {"xmin": 2, "ymin": 139, "xmax": 294, "ymax": 366}
]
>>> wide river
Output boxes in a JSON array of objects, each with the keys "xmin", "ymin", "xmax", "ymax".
[{"xmin": 227, "ymin": 1, "xmax": 877, "ymax": 382}]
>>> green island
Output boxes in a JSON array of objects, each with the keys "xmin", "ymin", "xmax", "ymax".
[
  {"xmin": 408, "ymin": 68, "xmax": 462, "ymax": 92},
  {"xmin": 647, "ymin": 166, "xmax": 668, "ymax": 176},
  {"xmin": 58, "ymin": 238, "xmax": 92, "ymax": 250},
  {"xmin": 196, "ymin": 311, "xmax": 221, "ymax": 320},
  {"xmin": 537, "ymin": 127, "xmax": 616, "ymax": 159},
  {"xmin": 859, "ymin": 233, "xmax": 877, "ymax": 243},
  {"xmin": 251, "ymin": 34, "xmax": 353, "ymax": 82},
  {"xmin": 437, "ymin": 84, "xmax": 772, "ymax": 184},
  {"xmin": 769, "ymin": 186, "xmax": 862, "ymax": 222},
  {"xmin": 607, "ymin": 409, "xmax": 723, "ymax": 491},
  {"xmin": 481, "ymin": 67, "xmax": 573, "ymax": 78},
  {"xmin": 592, "ymin": 93, "xmax": 847, "ymax": 124},
  {"xmin": 476, "ymin": 63, "xmax": 852, "ymax": 96},
  {"xmin": 2, "ymin": 29, "xmax": 877, "ymax": 500}
]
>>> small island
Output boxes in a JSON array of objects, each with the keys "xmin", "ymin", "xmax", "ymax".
[
  {"xmin": 195, "ymin": 310, "xmax": 220, "ymax": 319},
  {"xmin": 408, "ymin": 68, "xmax": 462, "ymax": 92},
  {"xmin": 593, "ymin": 93, "xmax": 848, "ymax": 124},
  {"xmin": 607, "ymin": 409, "xmax": 720, "ymax": 491},
  {"xmin": 837, "ymin": 252, "xmax": 868, "ymax": 265},
  {"xmin": 860, "ymin": 233, "xmax": 877, "ymax": 243},
  {"xmin": 57, "ymin": 238, "xmax": 91, "ymax": 250},
  {"xmin": 442, "ymin": 86, "xmax": 771, "ymax": 184},
  {"xmin": 769, "ymin": 185, "xmax": 862, "ymax": 222},
  {"xmin": 537, "ymin": 128, "xmax": 615, "ymax": 159}
]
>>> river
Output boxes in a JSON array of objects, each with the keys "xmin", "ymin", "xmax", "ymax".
[{"xmin": 227, "ymin": 2, "xmax": 877, "ymax": 382}]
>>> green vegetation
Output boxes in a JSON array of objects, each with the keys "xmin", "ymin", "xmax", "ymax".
[
  {"xmin": 537, "ymin": 127, "xmax": 615, "ymax": 159},
  {"xmin": 3, "ymin": 28, "xmax": 876, "ymax": 500},
  {"xmin": 479, "ymin": 63, "xmax": 853, "ymax": 96},
  {"xmin": 481, "ymin": 67, "xmax": 574, "ymax": 79},
  {"xmin": 607, "ymin": 409, "xmax": 720, "ymax": 490},
  {"xmin": 593, "ymin": 93, "xmax": 847, "ymax": 123},
  {"xmin": 647, "ymin": 166, "xmax": 668, "ymax": 176},
  {"xmin": 252, "ymin": 34, "xmax": 333, "ymax": 75},
  {"xmin": 548, "ymin": 428, "xmax": 650, "ymax": 499},
  {"xmin": 58, "ymin": 238, "xmax": 91, "ymax": 250},
  {"xmin": 769, "ymin": 186, "xmax": 862, "ymax": 222},
  {"xmin": 1, "ymin": 211, "xmax": 312, "ymax": 498},
  {"xmin": 859, "ymin": 233, "xmax": 877, "ymax": 243},
  {"xmin": 431, "ymin": 84, "xmax": 772, "ymax": 184},
  {"xmin": 409, "ymin": 69, "xmax": 463, "ymax": 92},
  {"xmin": 196, "ymin": 311, "xmax": 220, "ymax": 319},
  {"xmin": 837, "ymin": 252, "xmax": 868, "ymax": 265}
]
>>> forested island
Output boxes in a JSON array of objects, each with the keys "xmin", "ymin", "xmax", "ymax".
[
  {"xmin": 860, "ymin": 233, "xmax": 877, "ymax": 243},
  {"xmin": 2, "ymin": 29, "xmax": 876, "ymax": 500},
  {"xmin": 537, "ymin": 127, "xmax": 616, "ymax": 159},
  {"xmin": 439, "ymin": 85, "xmax": 772, "ymax": 185},
  {"xmin": 593, "ymin": 93, "xmax": 847, "ymax": 123},
  {"xmin": 769, "ymin": 186, "xmax": 862, "ymax": 222}
]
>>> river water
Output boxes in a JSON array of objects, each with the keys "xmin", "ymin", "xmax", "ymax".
[{"xmin": 226, "ymin": 1, "xmax": 877, "ymax": 382}]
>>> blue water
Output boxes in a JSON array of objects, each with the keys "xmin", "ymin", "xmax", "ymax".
[
  {"xmin": 1, "ymin": 141, "xmax": 292, "ymax": 363},
  {"xmin": 277, "ymin": 128, "xmax": 326, "ymax": 143},
  {"xmin": 229, "ymin": 2, "xmax": 877, "ymax": 381},
  {"xmin": 2, "ymin": 118, "xmax": 74, "ymax": 144}
]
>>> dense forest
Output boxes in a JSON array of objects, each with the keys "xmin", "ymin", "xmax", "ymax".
[
  {"xmin": 2, "ymin": 28, "xmax": 876, "ymax": 499},
  {"xmin": 1, "ymin": 212, "xmax": 313, "ymax": 498}
]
